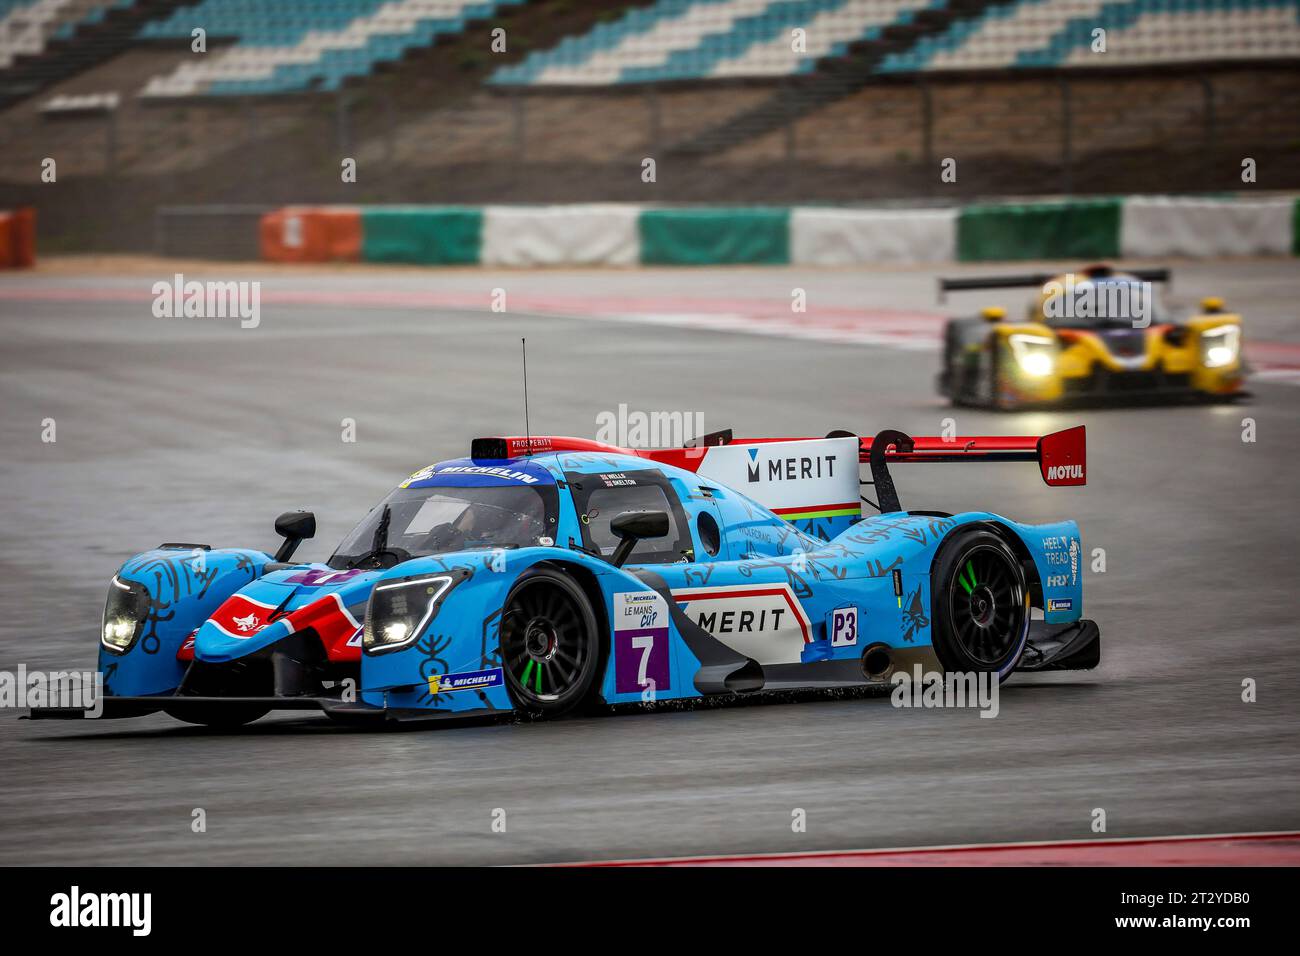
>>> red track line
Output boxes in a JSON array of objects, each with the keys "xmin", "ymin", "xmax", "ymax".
[
  {"xmin": 0, "ymin": 284, "xmax": 939, "ymax": 321},
  {"xmin": 568, "ymin": 831, "xmax": 1300, "ymax": 867},
  {"xmin": 4, "ymin": 285, "xmax": 1297, "ymax": 370}
]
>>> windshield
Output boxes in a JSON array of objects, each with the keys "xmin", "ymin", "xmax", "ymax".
[
  {"xmin": 330, "ymin": 484, "xmax": 559, "ymax": 567},
  {"xmin": 1040, "ymin": 280, "xmax": 1168, "ymax": 328}
]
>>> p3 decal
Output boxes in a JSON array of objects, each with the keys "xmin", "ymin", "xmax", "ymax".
[{"xmin": 830, "ymin": 606, "xmax": 858, "ymax": 647}]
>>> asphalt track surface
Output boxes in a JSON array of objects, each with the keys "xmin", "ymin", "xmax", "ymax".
[{"xmin": 1, "ymin": 258, "xmax": 1297, "ymax": 865}]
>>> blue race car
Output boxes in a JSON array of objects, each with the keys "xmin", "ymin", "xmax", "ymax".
[{"xmin": 31, "ymin": 426, "xmax": 1098, "ymax": 727}]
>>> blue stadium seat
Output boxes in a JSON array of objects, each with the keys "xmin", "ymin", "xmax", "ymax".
[{"xmin": 138, "ymin": 0, "xmax": 529, "ymax": 97}]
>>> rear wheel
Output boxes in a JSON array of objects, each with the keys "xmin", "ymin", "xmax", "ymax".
[
  {"xmin": 499, "ymin": 569, "xmax": 601, "ymax": 717},
  {"xmin": 931, "ymin": 529, "xmax": 1029, "ymax": 681}
]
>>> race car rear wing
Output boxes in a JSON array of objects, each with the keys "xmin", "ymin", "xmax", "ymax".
[
  {"xmin": 473, "ymin": 425, "xmax": 1085, "ymax": 516},
  {"xmin": 937, "ymin": 266, "xmax": 1170, "ymax": 302},
  {"xmin": 717, "ymin": 427, "xmax": 1085, "ymax": 513},
  {"xmin": 852, "ymin": 426, "xmax": 1085, "ymax": 513}
]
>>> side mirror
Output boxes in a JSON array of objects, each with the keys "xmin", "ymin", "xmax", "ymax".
[
  {"xmin": 273, "ymin": 510, "xmax": 316, "ymax": 563},
  {"xmin": 1200, "ymin": 296, "xmax": 1225, "ymax": 314},
  {"xmin": 980, "ymin": 306, "xmax": 1006, "ymax": 323},
  {"xmin": 608, "ymin": 510, "xmax": 669, "ymax": 568}
]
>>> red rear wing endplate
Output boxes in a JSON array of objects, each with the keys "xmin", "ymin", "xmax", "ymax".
[
  {"xmin": 844, "ymin": 426, "xmax": 1085, "ymax": 513},
  {"xmin": 856, "ymin": 426, "xmax": 1086, "ymax": 487}
]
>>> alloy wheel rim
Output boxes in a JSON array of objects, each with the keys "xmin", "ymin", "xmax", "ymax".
[
  {"xmin": 948, "ymin": 546, "xmax": 1024, "ymax": 666},
  {"xmin": 501, "ymin": 582, "xmax": 589, "ymax": 702}
]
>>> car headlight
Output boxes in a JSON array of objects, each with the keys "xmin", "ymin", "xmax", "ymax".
[
  {"xmin": 1200, "ymin": 324, "xmax": 1240, "ymax": 368},
  {"xmin": 1008, "ymin": 333, "xmax": 1057, "ymax": 377},
  {"xmin": 363, "ymin": 573, "xmax": 459, "ymax": 654},
  {"xmin": 101, "ymin": 575, "xmax": 149, "ymax": 654}
]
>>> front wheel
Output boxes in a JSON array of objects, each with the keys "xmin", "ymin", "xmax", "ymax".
[
  {"xmin": 984, "ymin": 336, "xmax": 1010, "ymax": 410},
  {"xmin": 499, "ymin": 569, "xmax": 601, "ymax": 717},
  {"xmin": 164, "ymin": 703, "xmax": 270, "ymax": 728},
  {"xmin": 931, "ymin": 529, "xmax": 1030, "ymax": 681}
]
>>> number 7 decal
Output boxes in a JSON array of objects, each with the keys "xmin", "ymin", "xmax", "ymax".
[
  {"xmin": 632, "ymin": 634, "xmax": 654, "ymax": 688},
  {"xmin": 614, "ymin": 592, "xmax": 671, "ymax": 696}
]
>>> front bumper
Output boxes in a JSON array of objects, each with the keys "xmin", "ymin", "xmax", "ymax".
[
  {"xmin": 1064, "ymin": 368, "xmax": 1194, "ymax": 395},
  {"xmin": 1016, "ymin": 619, "xmax": 1100, "ymax": 672},
  {"xmin": 1062, "ymin": 367, "xmax": 1245, "ymax": 398},
  {"xmin": 998, "ymin": 367, "xmax": 1246, "ymax": 407},
  {"xmin": 26, "ymin": 691, "xmax": 505, "ymax": 725}
]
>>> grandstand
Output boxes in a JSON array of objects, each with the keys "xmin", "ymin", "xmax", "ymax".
[
  {"xmin": 138, "ymin": 0, "xmax": 532, "ymax": 97},
  {"xmin": 0, "ymin": 0, "xmax": 1296, "ymax": 253},
  {"xmin": 488, "ymin": 0, "xmax": 1300, "ymax": 84},
  {"xmin": 883, "ymin": 0, "xmax": 1300, "ymax": 72},
  {"xmin": 0, "ymin": 1, "xmax": 195, "ymax": 106},
  {"xmin": 485, "ymin": 0, "xmax": 937, "ymax": 85}
]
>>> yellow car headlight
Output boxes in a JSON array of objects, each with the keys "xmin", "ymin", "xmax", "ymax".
[
  {"xmin": 1200, "ymin": 324, "xmax": 1240, "ymax": 369},
  {"xmin": 1008, "ymin": 333, "xmax": 1057, "ymax": 378}
]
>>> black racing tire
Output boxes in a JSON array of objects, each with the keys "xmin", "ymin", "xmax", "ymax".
[
  {"xmin": 931, "ymin": 528, "xmax": 1030, "ymax": 681},
  {"xmin": 985, "ymin": 335, "xmax": 1007, "ymax": 410},
  {"xmin": 164, "ymin": 703, "xmax": 270, "ymax": 728},
  {"xmin": 942, "ymin": 319, "xmax": 982, "ymax": 407},
  {"xmin": 939, "ymin": 322, "xmax": 960, "ymax": 401},
  {"xmin": 499, "ymin": 569, "xmax": 601, "ymax": 717}
]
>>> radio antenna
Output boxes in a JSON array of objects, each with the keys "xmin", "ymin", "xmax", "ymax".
[{"xmin": 521, "ymin": 337, "xmax": 531, "ymax": 454}]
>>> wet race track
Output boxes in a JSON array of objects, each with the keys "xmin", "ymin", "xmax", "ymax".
[{"xmin": 1, "ymin": 259, "xmax": 1297, "ymax": 864}]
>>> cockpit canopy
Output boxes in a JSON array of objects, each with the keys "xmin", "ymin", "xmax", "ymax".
[
  {"xmin": 329, "ymin": 459, "xmax": 560, "ymax": 569},
  {"xmin": 1032, "ymin": 272, "xmax": 1168, "ymax": 328}
]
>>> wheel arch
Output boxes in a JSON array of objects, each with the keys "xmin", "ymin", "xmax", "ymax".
[
  {"xmin": 529, "ymin": 559, "xmax": 609, "ymax": 644},
  {"xmin": 518, "ymin": 558, "xmax": 612, "ymax": 700},
  {"xmin": 931, "ymin": 519, "xmax": 1043, "ymax": 609},
  {"xmin": 926, "ymin": 518, "xmax": 1034, "ymax": 678},
  {"xmin": 983, "ymin": 520, "xmax": 1043, "ymax": 610}
]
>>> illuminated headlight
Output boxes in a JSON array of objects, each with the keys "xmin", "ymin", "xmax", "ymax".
[
  {"xmin": 1008, "ymin": 333, "xmax": 1057, "ymax": 378},
  {"xmin": 363, "ymin": 574, "xmax": 455, "ymax": 654},
  {"xmin": 101, "ymin": 575, "xmax": 148, "ymax": 654},
  {"xmin": 1200, "ymin": 324, "xmax": 1240, "ymax": 368}
]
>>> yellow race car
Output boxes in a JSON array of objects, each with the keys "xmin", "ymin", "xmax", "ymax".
[{"xmin": 937, "ymin": 265, "xmax": 1246, "ymax": 409}]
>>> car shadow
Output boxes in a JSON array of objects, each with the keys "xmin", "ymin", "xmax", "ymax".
[{"xmin": 24, "ymin": 674, "xmax": 1101, "ymax": 740}]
